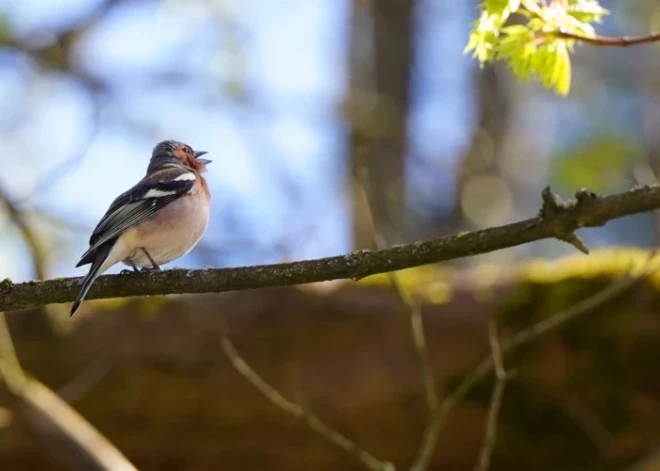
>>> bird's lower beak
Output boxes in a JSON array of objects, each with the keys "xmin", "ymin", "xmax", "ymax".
[{"xmin": 194, "ymin": 150, "xmax": 211, "ymax": 164}]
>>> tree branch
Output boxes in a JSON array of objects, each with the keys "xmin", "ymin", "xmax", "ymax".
[
  {"xmin": 358, "ymin": 172, "xmax": 439, "ymax": 417},
  {"xmin": 0, "ymin": 314, "xmax": 137, "ymax": 470},
  {"xmin": 558, "ymin": 30, "xmax": 660, "ymax": 47},
  {"xmin": 2, "ymin": 185, "xmax": 660, "ymax": 312},
  {"xmin": 220, "ymin": 337, "xmax": 394, "ymax": 471},
  {"xmin": 474, "ymin": 319, "xmax": 508, "ymax": 471},
  {"xmin": 0, "ymin": 188, "xmax": 47, "ymax": 280},
  {"xmin": 410, "ymin": 256, "xmax": 657, "ymax": 470}
]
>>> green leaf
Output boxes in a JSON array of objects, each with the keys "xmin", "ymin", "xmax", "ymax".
[
  {"xmin": 466, "ymin": 0, "xmax": 609, "ymax": 95},
  {"xmin": 497, "ymin": 25, "xmax": 535, "ymax": 79},
  {"xmin": 466, "ymin": 0, "xmax": 527, "ymax": 64},
  {"xmin": 484, "ymin": 0, "xmax": 521, "ymax": 15},
  {"xmin": 464, "ymin": 11, "xmax": 507, "ymax": 63},
  {"xmin": 484, "ymin": 0, "xmax": 510, "ymax": 14},
  {"xmin": 567, "ymin": 0, "xmax": 608, "ymax": 23},
  {"xmin": 552, "ymin": 42, "xmax": 571, "ymax": 95}
]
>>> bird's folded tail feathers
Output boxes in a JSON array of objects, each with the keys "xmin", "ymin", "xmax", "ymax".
[
  {"xmin": 70, "ymin": 240, "xmax": 115, "ymax": 316},
  {"xmin": 75, "ymin": 246, "xmax": 97, "ymax": 267}
]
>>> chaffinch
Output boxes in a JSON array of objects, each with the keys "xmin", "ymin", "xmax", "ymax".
[{"xmin": 70, "ymin": 140, "xmax": 212, "ymax": 316}]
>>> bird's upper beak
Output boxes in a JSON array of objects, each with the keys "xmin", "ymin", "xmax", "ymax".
[{"xmin": 194, "ymin": 150, "xmax": 211, "ymax": 164}]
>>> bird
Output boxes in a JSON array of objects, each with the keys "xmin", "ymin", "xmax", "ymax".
[{"xmin": 70, "ymin": 140, "xmax": 212, "ymax": 316}]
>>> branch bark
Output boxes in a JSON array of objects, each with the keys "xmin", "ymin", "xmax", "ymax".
[
  {"xmin": 558, "ymin": 30, "xmax": 660, "ymax": 47},
  {"xmin": 2, "ymin": 185, "xmax": 660, "ymax": 312}
]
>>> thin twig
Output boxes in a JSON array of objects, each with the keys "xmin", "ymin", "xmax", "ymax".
[
  {"xmin": 0, "ymin": 188, "xmax": 47, "ymax": 280},
  {"xmin": 516, "ymin": 2, "xmax": 660, "ymax": 48},
  {"xmin": 558, "ymin": 30, "xmax": 660, "ymax": 47},
  {"xmin": 405, "ymin": 298, "xmax": 438, "ymax": 413},
  {"xmin": 0, "ymin": 312, "xmax": 137, "ymax": 471},
  {"xmin": 488, "ymin": 321, "xmax": 506, "ymax": 381},
  {"xmin": 57, "ymin": 356, "xmax": 112, "ymax": 404},
  {"xmin": 4, "ymin": 185, "xmax": 660, "ymax": 312},
  {"xmin": 474, "ymin": 320, "xmax": 508, "ymax": 471},
  {"xmin": 358, "ymin": 174, "xmax": 438, "ymax": 415},
  {"xmin": 410, "ymin": 256, "xmax": 657, "ymax": 470},
  {"xmin": 0, "ymin": 313, "xmax": 27, "ymax": 391},
  {"xmin": 220, "ymin": 336, "xmax": 394, "ymax": 471},
  {"xmin": 381, "ymin": 275, "xmax": 438, "ymax": 415},
  {"xmin": 561, "ymin": 395, "xmax": 612, "ymax": 456}
]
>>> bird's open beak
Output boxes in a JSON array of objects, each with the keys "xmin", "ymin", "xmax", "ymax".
[{"xmin": 194, "ymin": 150, "xmax": 211, "ymax": 164}]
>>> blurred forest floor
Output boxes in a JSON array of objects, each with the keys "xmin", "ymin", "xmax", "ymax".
[{"xmin": 3, "ymin": 249, "xmax": 660, "ymax": 471}]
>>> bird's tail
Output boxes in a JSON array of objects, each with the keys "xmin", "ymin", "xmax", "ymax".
[{"xmin": 70, "ymin": 242, "xmax": 114, "ymax": 316}]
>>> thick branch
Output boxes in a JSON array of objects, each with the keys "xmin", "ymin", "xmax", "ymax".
[{"xmin": 2, "ymin": 185, "xmax": 660, "ymax": 312}]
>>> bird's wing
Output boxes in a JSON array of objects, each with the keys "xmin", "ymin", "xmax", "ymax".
[{"xmin": 76, "ymin": 166, "xmax": 197, "ymax": 267}]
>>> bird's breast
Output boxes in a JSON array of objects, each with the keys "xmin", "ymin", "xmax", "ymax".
[{"xmin": 122, "ymin": 189, "xmax": 210, "ymax": 267}]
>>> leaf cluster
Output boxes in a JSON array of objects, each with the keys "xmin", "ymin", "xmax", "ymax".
[{"xmin": 465, "ymin": 0, "xmax": 608, "ymax": 95}]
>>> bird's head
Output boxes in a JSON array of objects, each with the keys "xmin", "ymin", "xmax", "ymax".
[{"xmin": 149, "ymin": 140, "xmax": 211, "ymax": 173}]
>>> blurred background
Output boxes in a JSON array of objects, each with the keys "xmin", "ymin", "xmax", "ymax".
[{"xmin": 2, "ymin": 0, "xmax": 660, "ymax": 470}]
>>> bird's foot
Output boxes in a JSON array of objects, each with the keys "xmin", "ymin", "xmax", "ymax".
[{"xmin": 120, "ymin": 265, "xmax": 140, "ymax": 275}]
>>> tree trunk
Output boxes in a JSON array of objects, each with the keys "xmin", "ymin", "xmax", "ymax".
[{"xmin": 346, "ymin": 0, "xmax": 418, "ymax": 247}]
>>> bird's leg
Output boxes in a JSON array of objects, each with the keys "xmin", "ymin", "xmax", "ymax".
[
  {"xmin": 140, "ymin": 247, "xmax": 161, "ymax": 271},
  {"xmin": 120, "ymin": 263, "xmax": 140, "ymax": 275}
]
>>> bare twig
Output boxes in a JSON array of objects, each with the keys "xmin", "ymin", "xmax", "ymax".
[
  {"xmin": 402, "ymin": 296, "xmax": 438, "ymax": 414},
  {"xmin": 57, "ymin": 356, "xmax": 112, "ymax": 404},
  {"xmin": 3, "ymin": 185, "xmax": 660, "ymax": 312},
  {"xmin": 0, "ymin": 188, "xmax": 47, "ymax": 280},
  {"xmin": 558, "ymin": 30, "xmax": 660, "ymax": 47},
  {"xmin": 358, "ymin": 174, "xmax": 438, "ymax": 415},
  {"xmin": 410, "ymin": 256, "xmax": 656, "ymax": 470},
  {"xmin": 474, "ymin": 320, "xmax": 508, "ymax": 471},
  {"xmin": 0, "ymin": 313, "xmax": 136, "ymax": 471},
  {"xmin": 220, "ymin": 336, "xmax": 394, "ymax": 471},
  {"xmin": 15, "ymin": 379, "xmax": 138, "ymax": 471},
  {"xmin": 561, "ymin": 395, "xmax": 612, "ymax": 456},
  {"xmin": 0, "ymin": 313, "xmax": 26, "ymax": 391},
  {"xmin": 516, "ymin": 3, "xmax": 660, "ymax": 48},
  {"xmin": 410, "ymin": 353, "xmax": 493, "ymax": 471},
  {"xmin": 488, "ymin": 321, "xmax": 506, "ymax": 381}
]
